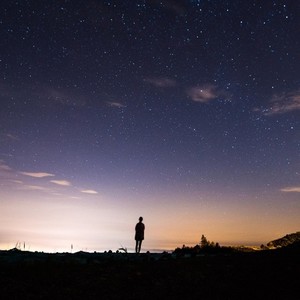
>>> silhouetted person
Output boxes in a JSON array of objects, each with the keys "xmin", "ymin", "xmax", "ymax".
[{"xmin": 135, "ymin": 216, "xmax": 145, "ymax": 253}]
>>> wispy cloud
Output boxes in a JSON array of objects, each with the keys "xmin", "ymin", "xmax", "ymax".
[
  {"xmin": 260, "ymin": 90, "xmax": 300, "ymax": 116},
  {"xmin": 0, "ymin": 160, "xmax": 13, "ymax": 172},
  {"xmin": 144, "ymin": 77, "xmax": 176, "ymax": 88},
  {"xmin": 1, "ymin": 161, "xmax": 99, "ymax": 196},
  {"xmin": 0, "ymin": 133, "xmax": 19, "ymax": 142},
  {"xmin": 6, "ymin": 133, "xmax": 19, "ymax": 140},
  {"xmin": 106, "ymin": 101, "xmax": 126, "ymax": 108},
  {"xmin": 11, "ymin": 180, "xmax": 23, "ymax": 184},
  {"xmin": 81, "ymin": 189, "xmax": 98, "ymax": 194},
  {"xmin": 187, "ymin": 84, "xmax": 221, "ymax": 103},
  {"xmin": 20, "ymin": 172, "xmax": 55, "ymax": 178},
  {"xmin": 281, "ymin": 186, "xmax": 300, "ymax": 193},
  {"xmin": 50, "ymin": 180, "xmax": 71, "ymax": 186},
  {"xmin": 46, "ymin": 88, "xmax": 86, "ymax": 107},
  {"xmin": 0, "ymin": 83, "xmax": 87, "ymax": 108},
  {"xmin": 23, "ymin": 185, "xmax": 50, "ymax": 191},
  {"xmin": 0, "ymin": 161, "xmax": 15, "ymax": 183}
]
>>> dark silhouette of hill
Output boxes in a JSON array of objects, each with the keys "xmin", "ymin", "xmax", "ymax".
[
  {"xmin": 0, "ymin": 234, "xmax": 299, "ymax": 299},
  {"xmin": 273, "ymin": 240, "xmax": 300, "ymax": 254},
  {"xmin": 0, "ymin": 242, "xmax": 299, "ymax": 300},
  {"xmin": 267, "ymin": 231, "xmax": 300, "ymax": 247}
]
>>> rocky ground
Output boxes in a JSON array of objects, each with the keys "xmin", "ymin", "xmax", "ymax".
[{"xmin": 0, "ymin": 248, "xmax": 299, "ymax": 299}]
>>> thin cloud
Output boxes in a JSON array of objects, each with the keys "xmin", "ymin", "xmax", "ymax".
[
  {"xmin": 106, "ymin": 101, "xmax": 126, "ymax": 108},
  {"xmin": 45, "ymin": 88, "xmax": 86, "ymax": 107},
  {"xmin": 261, "ymin": 90, "xmax": 300, "ymax": 116},
  {"xmin": 11, "ymin": 180, "xmax": 23, "ymax": 184},
  {"xmin": 20, "ymin": 172, "xmax": 55, "ymax": 178},
  {"xmin": 50, "ymin": 180, "xmax": 71, "ymax": 186},
  {"xmin": 0, "ymin": 160, "xmax": 13, "ymax": 172},
  {"xmin": 81, "ymin": 189, "xmax": 98, "ymax": 194},
  {"xmin": 23, "ymin": 185, "xmax": 50, "ymax": 191},
  {"xmin": 0, "ymin": 83, "xmax": 86, "ymax": 108},
  {"xmin": 144, "ymin": 77, "xmax": 176, "ymax": 88},
  {"xmin": 187, "ymin": 84, "xmax": 220, "ymax": 103},
  {"xmin": 6, "ymin": 133, "xmax": 19, "ymax": 140},
  {"xmin": 281, "ymin": 186, "xmax": 300, "ymax": 193},
  {"xmin": 20, "ymin": 184, "xmax": 61, "ymax": 194},
  {"xmin": 1, "ymin": 133, "xmax": 19, "ymax": 141},
  {"xmin": 0, "ymin": 161, "xmax": 15, "ymax": 182}
]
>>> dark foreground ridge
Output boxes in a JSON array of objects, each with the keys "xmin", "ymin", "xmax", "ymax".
[{"xmin": 0, "ymin": 245, "xmax": 299, "ymax": 300}]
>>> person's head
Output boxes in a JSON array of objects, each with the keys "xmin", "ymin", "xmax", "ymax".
[{"xmin": 139, "ymin": 216, "xmax": 143, "ymax": 222}]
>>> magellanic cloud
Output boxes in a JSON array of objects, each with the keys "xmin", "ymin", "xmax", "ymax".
[
  {"xmin": 50, "ymin": 180, "xmax": 71, "ymax": 186},
  {"xmin": 281, "ymin": 186, "xmax": 300, "ymax": 193},
  {"xmin": 20, "ymin": 172, "xmax": 55, "ymax": 178},
  {"xmin": 81, "ymin": 189, "xmax": 98, "ymax": 194},
  {"xmin": 187, "ymin": 84, "xmax": 220, "ymax": 103},
  {"xmin": 261, "ymin": 90, "xmax": 300, "ymax": 116}
]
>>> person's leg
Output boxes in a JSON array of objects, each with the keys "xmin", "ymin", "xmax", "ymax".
[
  {"xmin": 138, "ymin": 240, "xmax": 142, "ymax": 253},
  {"xmin": 135, "ymin": 240, "xmax": 138, "ymax": 253}
]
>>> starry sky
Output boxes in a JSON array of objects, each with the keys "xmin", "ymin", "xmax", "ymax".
[{"xmin": 0, "ymin": 0, "xmax": 300, "ymax": 252}]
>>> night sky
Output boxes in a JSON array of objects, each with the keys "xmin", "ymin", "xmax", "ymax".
[{"xmin": 1, "ymin": 0, "xmax": 299, "ymax": 252}]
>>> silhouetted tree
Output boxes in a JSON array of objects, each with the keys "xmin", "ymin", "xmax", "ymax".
[
  {"xmin": 200, "ymin": 234, "xmax": 209, "ymax": 248},
  {"xmin": 199, "ymin": 235, "xmax": 222, "ymax": 253}
]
